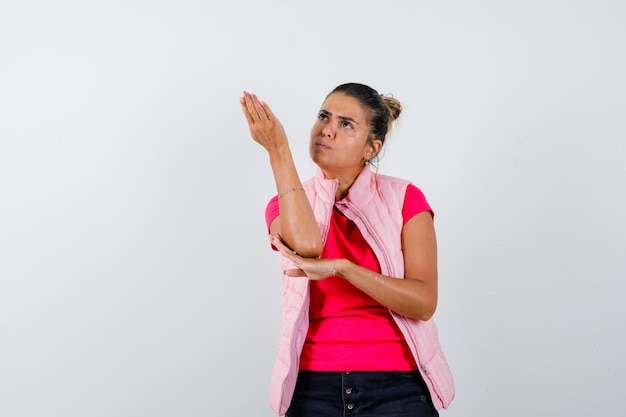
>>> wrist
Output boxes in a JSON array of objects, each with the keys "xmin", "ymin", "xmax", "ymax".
[
  {"xmin": 334, "ymin": 259, "xmax": 349, "ymax": 279},
  {"xmin": 267, "ymin": 142, "xmax": 291, "ymax": 160}
]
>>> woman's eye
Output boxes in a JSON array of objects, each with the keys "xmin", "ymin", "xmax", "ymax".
[
  {"xmin": 318, "ymin": 113, "xmax": 328, "ymax": 121},
  {"xmin": 341, "ymin": 121, "xmax": 353, "ymax": 129}
]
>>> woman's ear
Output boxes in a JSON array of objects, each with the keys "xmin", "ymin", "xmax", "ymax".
[{"xmin": 366, "ymin": 139, "xmax": 383, "ymax": 161}]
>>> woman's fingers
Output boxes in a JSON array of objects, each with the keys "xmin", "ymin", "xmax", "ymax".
[
  {"xmin": 240, "ymin": 92, "xmax": 256, "ymax": 121},
  {"xmin": 270, "ymin": 234, "xmax": 296, "ymax": 259},
  {"xmin": 241, "ymin": 92, "xmax": 288, "ymax": 153},
  {"xmin": 262, "ymin": 102, "xmax": 277, "ymax": 122},
  {"xmin": 283, "ymin": 268, "xmax": 307, "ymax": 277},
  {"xmin": 240, "ymin": 95, "xmax": 254, "ymax": 124},
  {"xmin": 270, "ymin": 235, "xmax": 308, "ymax": 277},
  {"xmin": 269, "ymin": 234, "xmax": 335, "ymax": 281},
  {"xmin": 243, "ymin": 92, "xmax": 263, "ymax": 121},
  {"xmin": 251, "ymin": 95, "xmax": 270, "ymax": 121},
  {"xmin": 241, "ymin": 91, "xmax": 272, "ymax": 124}
]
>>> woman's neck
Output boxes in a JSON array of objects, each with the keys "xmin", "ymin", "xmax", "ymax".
[{"xmin": 321, "ymin": 165, "xmax": 366, "ymax": 201}]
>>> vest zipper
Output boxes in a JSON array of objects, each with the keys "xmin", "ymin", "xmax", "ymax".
[
  {"xmin": 320, "ymin": 180, "xmax": 338, "ymax": 245},
  {"xmin": 341, "ymin": 200, "xmax": 394, "ymax": 277}
]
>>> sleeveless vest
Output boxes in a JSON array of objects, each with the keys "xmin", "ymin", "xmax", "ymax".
[{"xmin": 269, "ymin": 166, "xmax": 455, "ymax": 415}]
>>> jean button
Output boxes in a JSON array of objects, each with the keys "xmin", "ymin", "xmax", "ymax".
[
  {"xmin": 347, "ymin": 403, "xmax": 354, "ymax": 410},
  {"xmin": 345, "ymin": 388, "xmax": 352, "ymax": 394}
]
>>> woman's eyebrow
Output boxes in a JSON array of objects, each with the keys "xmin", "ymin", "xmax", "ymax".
[{"xmin": 319, "ymin": 109, "xmax": 359, "ymax": 125}]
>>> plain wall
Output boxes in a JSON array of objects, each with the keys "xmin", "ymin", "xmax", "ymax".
[{"xmin": 1, "ymin": 1, "xmax": 625, "ymax": 416}]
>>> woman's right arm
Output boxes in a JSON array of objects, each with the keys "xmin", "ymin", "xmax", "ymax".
[{"xmin": 241, "ymin": 92, "xmax": 322, "ymax": 258}]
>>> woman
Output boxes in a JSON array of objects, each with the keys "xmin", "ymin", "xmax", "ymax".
[{"xmin": 240, "ymin": 83, "xmax": 454, "ymax": 417}]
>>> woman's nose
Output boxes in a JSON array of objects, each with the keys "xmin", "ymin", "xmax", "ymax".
[{"xmin": 322, "ymin": 124, "xmax": 334, "ymax": 138}]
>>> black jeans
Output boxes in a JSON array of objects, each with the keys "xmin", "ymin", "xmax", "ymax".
[{"xmin": 286, "ymin": 371, "xmax": 439, "ymax": 417}]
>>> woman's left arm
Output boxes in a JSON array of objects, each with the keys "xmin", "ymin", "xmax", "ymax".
[
  {"xmin": 341, "ymin": 210, "xmax": 437, "ymax": 321},
  {"xmin": 270, "ymin": 210, "xmax": 438, "ymax": 321}
]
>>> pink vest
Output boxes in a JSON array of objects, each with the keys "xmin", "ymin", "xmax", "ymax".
[{"xmin": 269, "ymin": 166, "xmax": 455, "ymax": 415}]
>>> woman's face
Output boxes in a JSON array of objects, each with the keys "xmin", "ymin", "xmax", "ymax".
[{"xmin": 309, "ymin": 93, "xmax": 380, "ymax": 176}]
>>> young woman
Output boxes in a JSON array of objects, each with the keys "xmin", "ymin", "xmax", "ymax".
[{"xmin": 241, "ymin": 83, "xmax": 454, "ymax": 417}]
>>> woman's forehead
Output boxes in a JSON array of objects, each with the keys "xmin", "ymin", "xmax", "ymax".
[{"xmin": 321, "ymin": 93, "xmax": 368, "ymax": 121}]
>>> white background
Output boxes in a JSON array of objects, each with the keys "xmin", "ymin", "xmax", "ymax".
[{"xmin": 1, "ymin": 1, "xmax": 625, "ymax": 416}]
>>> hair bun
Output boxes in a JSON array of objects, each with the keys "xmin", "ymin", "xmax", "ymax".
[{"xmin": 381, "ymin": 94, "xmax": 402, "ymax": 122}]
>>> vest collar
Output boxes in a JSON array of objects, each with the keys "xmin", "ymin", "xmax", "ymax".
[{"xmin": 314, "ymin": 165, "xmax": 376, "ymax": 207}]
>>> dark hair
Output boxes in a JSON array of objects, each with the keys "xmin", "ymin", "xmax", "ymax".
[{"xmin": 329, "ymin": 83, "xmax": 402, "ymax": 145}]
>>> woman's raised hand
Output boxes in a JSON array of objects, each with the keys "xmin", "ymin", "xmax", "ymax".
[{"xmin": 240, "ymin": 91, "xmax": 288, "ymax": 152}]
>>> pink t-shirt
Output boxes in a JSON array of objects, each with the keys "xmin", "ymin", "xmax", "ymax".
[{"xmin": 265, "ymin": 184, "xmax": 433, "ymax": 371}]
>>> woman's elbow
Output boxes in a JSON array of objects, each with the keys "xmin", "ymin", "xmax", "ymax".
[
  {"xmin": 409, "ymin": 299, "xmax": 437, "ymax": 322},
  {"xmin": 293, "ymin": 238, "xmax": 323, "ymax": 258},
  {"xmin": 296, "ymin": 247, "xmax": 323, "ymax": 258},
  {"xmin": 416, "ymin": 310, "xmax": 435, "ymax": 322}
]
